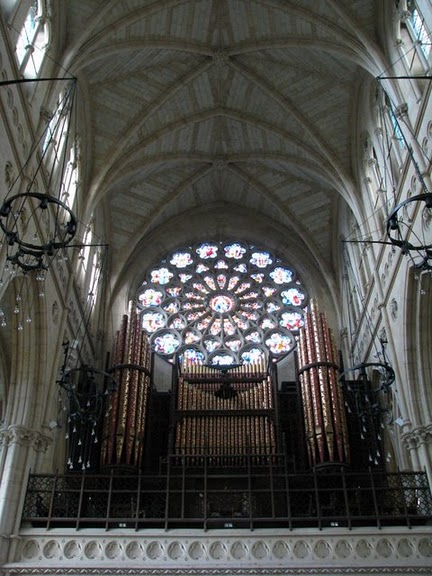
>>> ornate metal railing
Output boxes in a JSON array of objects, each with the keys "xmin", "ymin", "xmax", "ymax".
[{"xmin": 22, "ymin": 455, "xmax": 432, "ymax": 531}]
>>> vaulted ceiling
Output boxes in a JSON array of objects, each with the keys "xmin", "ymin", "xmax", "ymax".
[{"xmin": 60, "ymin": 0, "xmax": 387, "ymax": 298}]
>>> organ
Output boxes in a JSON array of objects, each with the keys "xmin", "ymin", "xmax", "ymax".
[
  {"xmin": 94, "ymin": 301, "xmax": 367, "ymax": 473},
  {"xmin": 174, "ymin": 358, "xmax": 277, "ymax": 465}
]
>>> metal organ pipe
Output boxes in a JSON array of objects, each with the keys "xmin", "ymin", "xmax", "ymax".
[{"xmin": 298, "ymin": 300, "xmax": 350, "ymax": 467}]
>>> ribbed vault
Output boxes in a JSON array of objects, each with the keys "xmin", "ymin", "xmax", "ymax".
[{"xmin": 56, "ymin": 0, "xmax": 387, "ymax": 302}]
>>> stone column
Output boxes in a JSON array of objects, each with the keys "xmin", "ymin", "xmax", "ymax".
[{"xmin": 0, "ymin": 425, "xmax": 51, "ymax": 564}]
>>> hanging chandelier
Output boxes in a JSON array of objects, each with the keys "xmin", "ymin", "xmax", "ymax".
[
  {"xmin": 0, "ymin": 192, "xmax": 77, "ymax": 271},
  {"xmin": 386, "ymin": 192, "xmax": 432, "ymax": 271},
  {"xmin": 58, "ymin": 363, "xmax": 117, "ymax": 425},
  {"xmin": 0, "ymin": 78, "xmax": 78, "ymax": 273}
]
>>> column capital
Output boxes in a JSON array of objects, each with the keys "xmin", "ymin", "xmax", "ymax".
[
  {"xmin": 0, "ymin": 425, "xmax": 52, "ymax": 452},
  {"xmin": 401, "ymin": 424, "xmax": 432, "ymax": 450}
]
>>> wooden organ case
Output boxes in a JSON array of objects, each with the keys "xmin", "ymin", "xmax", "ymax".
[{"xmin": 173, "ymin": 358, "xmax": 278, "ymax": 465}]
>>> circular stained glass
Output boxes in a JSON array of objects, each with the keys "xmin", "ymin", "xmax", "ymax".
[
  {"xmin": 152, "ymin": 330, "xmax": 181, "ymax": 356},
  {"xmin": 209, "ymin": 294, "xmax": 235, "ymax": 313},
  {"xmin": 137, "ymin": 241, "xmax": 308, "ymax": 364}
]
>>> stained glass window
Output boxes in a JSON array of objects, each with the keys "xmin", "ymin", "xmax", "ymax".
[{"xmin": 137, "ymin": 241, "xmax": 308, "ymax": 364}]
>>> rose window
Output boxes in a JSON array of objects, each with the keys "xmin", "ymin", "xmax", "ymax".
[{"xmin": 137, "ymin": 241, "xmax": 308, "ymax": 365}]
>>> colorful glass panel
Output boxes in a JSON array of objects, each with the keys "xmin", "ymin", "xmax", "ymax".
[
  {"xmin": 186, "ymin": 311, "xmax": 206, "ymax": 322},
  {"xmin": 224, "ymin": 243, "xmax": 246, "ymax": 259},
  {"xmin": 232, "ymin": 315, "xmax": 249, "ymax": 330},
  {"xmin": 170, "ymin": 251, "xmax": 193, "ymax": 268},
  {"xmin": 250, "ymin": 251, "xmax": 272, "ymax": 268},
  {"xmin": 265, "ymin": 331, "xmax": 293, "ymax": 355},
  {"xmin": 223, "ymin": 318, "xmax": 236, "ymax": 335},
  {"xmin": 150, "ymin": 267, "xmax": 173, "ymax": 285},
  {"xmin": 210, "ymin": 353, "xmax": 235, "ymax": 366},
  {"xmin": 179, "ymin": 273, "xmax": 193, "ymax": 283},
  {"xmin": 225, "ymin": 338, "xmax": 242, "ymax": 352},
  {"xmin": 142, "ymin": 311, "xmax": 166, "ymax": 333},
  {"xmin": 196, "ymin": 316, "xmax": 212, "ymax": 331},
  {"xmin": 242, "ymin": 291, "xmax": 259, "ymax": 300},
  {"xmin": 251, "ymin": 273, "xmax": 264, "ymax": 283},
  {"xmin": 203, "ymin": 338, "xmax": 220, "ymax": 352},
  {"xmin": 209, "ymin": 318, "xmax": 222, "ymax": 335},
  {"xmin": 281, "ymin": 287, "xmax": 306, "ymax": 306},
  {"xmin": 266, "ymin": 301, "xmax": 281, "ymax": 313},
  {"xmin": 182, "ymin": 302, "xmax": 204, "ymax": 310},
  {"xmin": 227, "ymin": 276, "xmax": 240, "ymax": 291},
  {"xmin": 180, "ymin": 347, "xmax": 205, "ymax": 364},
  {"xmin": 214, "ymin": 260, "xmax": 228, "ymax": 269},
  {"xmin": 242, "ymin": 301, "xmax": 263, "ymax": 310},
  {"xmin": 166, "ymin": 286, "xmax": 182, "ymax": 298},
  {"xmin": 138, "ymin": 288, "xmax": 164, "ymax": 307},
  {"xmin": 184, "ymin": 292, "xmax": 204, "ymax": 300},
  {"xmin": 241, "ymin": 347, "xmax": 265, "ymax": 364},
  {"xmin": 168, "ymin": 316, "xmax": 187, "ymax": 330},
  {"xmin": 204, "ymin": 276, "xmax": 216, "ymax": 291},
  {"xmin": 184, "ymin": 330, "xmax": 201, "ymax": 344},
  {"xmin": 192, "ymin": 282, "xmax": 209, "ymax": 294},
  {"xmin": 259, "ymin": 316, "xmax": 277, "ymax": 330},
  {"xmin": 163, "ymin": 300, "xmax": 180, "ymax": 314},
  {"xmin": 238, "ymin": 310, "xmax": 260, "ymax": 321},
  {"xmin": 245, "ymin": 330, "xmax": 261, "ymax": 343},
  {"xmin": 153, "ymin": 331, "xmax": 181, "ymax": 355},
  {"xmin": 196, "ymin": 243, "xmax": 218, "ymax": 259},
  {"xmin": 262, "ymin": 286, "xmax": 278, "ymax": 297},
  {"xmin": 269, "ymin": 267, "xmax": 293, "ymax": 284},
  {"xmin": 235, "ymin": 282, "xmax": 251, "ymax": 294},
  {"xmin": 279, "ymin": 310, "xmax": 304, "ymax": 330},
  {"xmin": 137, "ymin": 240, "xmax": 306, "ymax": 362},
  {"xmin": 217, "ymin": 274, "xmax": 227, "ymax": 289},
  {"xmin": 209, "ymin": 294, "xmax": 235, "ymax": 313}
]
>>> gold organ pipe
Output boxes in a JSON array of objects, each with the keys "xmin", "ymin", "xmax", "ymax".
[
  {"xmin": 299, "ymin": 329, "xmax": 315, "ymax": 465},
  {"xmin": 305, "ymin": 311, "xmax": 325, "ymax": 462},
  {"xmin": 125, "ymin": 317, "xmax": 140, "ymax": 464},
  {"xmin": 310, "ymin": 300, "xmax": 334, "ymax": 462},
  {"xmin": 106, "ymin": 316, "xmax": 127, "ymax": 464}
]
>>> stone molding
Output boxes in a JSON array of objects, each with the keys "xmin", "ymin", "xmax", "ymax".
[
  {"xmin": 0, "ymin": 426, "xmax": 52, "ymax": 453},
  {"xmin": 402, "ymin": 425, "xmax": 432, "ymax": 450},
  {"xmin": 5, "ymin": 527, "xmax": 432, "ymax": 574}
]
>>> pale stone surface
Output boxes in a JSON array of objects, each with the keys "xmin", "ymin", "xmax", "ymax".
[{"xmin": 4, "ymin": 527, "xmax": 432, "ymax": 574}]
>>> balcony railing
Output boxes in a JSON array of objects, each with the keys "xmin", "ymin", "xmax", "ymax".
[{"xmin": 22, "ymin": 454, "xmax": 432, "ymax": 531}]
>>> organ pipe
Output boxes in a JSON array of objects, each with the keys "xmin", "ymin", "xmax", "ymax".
[
  {"xmin": 174, "ymin": 358, "xmax": 276, "ymax": 465},
  {"xmin": 298, "ymin": 299, "xmax": 350, "ymax": 467},
  {"xmin": 100, "ymin": 306, "xmax": 151, "ymax": 468}
]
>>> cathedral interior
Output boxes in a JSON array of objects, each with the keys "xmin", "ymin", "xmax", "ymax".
[{"xmin": 0, "ymin": 1, "xmax": 432, "ymax": 574}]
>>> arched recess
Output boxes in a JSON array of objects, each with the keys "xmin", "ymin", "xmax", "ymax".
[
  {"xmin": 0, "ymin": 273, "xmax": 52, "ymax": 542},
  {"xmin": 0, "ymin": 319, "xmax": 11, "ymax": 426},
  {"xmin": 405, "ymin": 269, "xmax": 432, "ymax": 428},
  {"xmin": 106, "ymin": 201, "xmax": 342, "ymax": 371},
  {"xmin": 0, "ymin": 274, "xmax": 50, "ymax": 431}
]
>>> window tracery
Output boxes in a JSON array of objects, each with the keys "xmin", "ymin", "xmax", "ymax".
[
  {"xmin": 15, "ymin": 0, "xmax": 49, "ymax": 77},
  {"xmin": 137, "ymin": 241, "xmax": 308, "ymax": 365},
  {"xmin": 60, "ymin": 140, "xmax": 80, "ymax": 210}
]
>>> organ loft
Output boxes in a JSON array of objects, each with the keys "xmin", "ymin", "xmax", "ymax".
[{"xmin": 23, "ymin": 283, "xmax": 432, "ymax": 530}]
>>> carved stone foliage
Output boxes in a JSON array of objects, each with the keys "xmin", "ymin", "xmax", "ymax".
[
  {"xmin": 402, "ymin": 425, "xmax": 432, "ymax": 451},
  {"xmin": 0, "ymin": 426, "xmax": 52, "ymax": 452}
]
